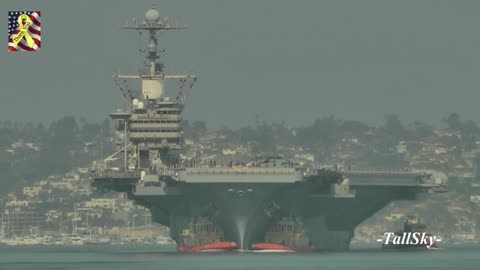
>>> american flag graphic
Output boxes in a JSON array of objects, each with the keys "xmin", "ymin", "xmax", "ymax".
[{"xmin": 8, "ymin": 11, "xmax": 41, "ymax": 52}]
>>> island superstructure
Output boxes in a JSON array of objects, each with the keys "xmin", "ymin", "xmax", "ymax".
[{"xmin": 91, "ymin": 7, "xmax": 446, "ymax": 252}]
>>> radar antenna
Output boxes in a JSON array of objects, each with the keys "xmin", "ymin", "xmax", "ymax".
[{"xmin": 114, "ymin": 5, "xmax": 195, "ymax": 101}]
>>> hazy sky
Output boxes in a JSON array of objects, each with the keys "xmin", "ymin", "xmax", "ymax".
[{"xmin": 1, "ymin": 0, "xmax": 480, "ymax": 129}]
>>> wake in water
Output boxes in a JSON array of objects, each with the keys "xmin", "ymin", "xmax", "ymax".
[{"xmin": 234, "ymin": 216, "xmax": 247, "ymax": 250}]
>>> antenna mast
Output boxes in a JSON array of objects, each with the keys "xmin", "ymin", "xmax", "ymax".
[{"xmin": 115, "ymin": 5, "xmax": 195, "ymax": 101}]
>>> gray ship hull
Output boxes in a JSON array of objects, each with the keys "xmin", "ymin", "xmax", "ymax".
[{"xmin": 107, "ymin": 170, "xmax": 437, "ymax": 251}]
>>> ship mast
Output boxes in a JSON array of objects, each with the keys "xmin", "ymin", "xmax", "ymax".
[{"xmin": 115, "ymin": 5, "xmax": 196, "ymax": 98}]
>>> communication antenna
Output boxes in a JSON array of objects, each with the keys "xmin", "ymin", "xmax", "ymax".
[{"xmin": 114, "ymin": 5, "xmax": 196, "ymax": 101}]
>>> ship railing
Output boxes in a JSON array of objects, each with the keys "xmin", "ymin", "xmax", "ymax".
[
  {"xmin": 133, "ymin": 114, "xmax": 182, "ymax": 120},
  {"xmin": 91, "ymin": 170, "xmax": 141, "ymax": 179},
  {"xmin": 184, "ymin": 168, "xmax": 296, "ymax": 176},
  {"xmin": 340, "ymin": 170, "xmax": 428, "ymax": 178},
  {"xmin": 339, "ymin": 167, "xmax": 412, "ymax": 172}
]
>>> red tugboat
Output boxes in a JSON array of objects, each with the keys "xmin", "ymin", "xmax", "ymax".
[
  {"xmin": 251, "ymin": 217, "xmax": 315, "ymax": 252},
  {"xmin": 178, "ymin": 241, "xmax": 237, "ymax": 252},
  {"xmin": 178, "ymin": 216, "xmax": 238, "ymax": 252},
  {"xmin": 382, "ymin": 216, "xmax": 438, "ymax": 250}
]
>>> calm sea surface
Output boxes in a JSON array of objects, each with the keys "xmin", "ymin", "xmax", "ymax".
[{"xmin": 0, "ymin": 244, "xmax": 478, "ymax": 270}]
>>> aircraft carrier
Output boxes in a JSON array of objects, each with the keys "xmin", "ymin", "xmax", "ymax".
[{"xmin": 91, "ymin": 7, "xmax": 446, "ymax": 252}]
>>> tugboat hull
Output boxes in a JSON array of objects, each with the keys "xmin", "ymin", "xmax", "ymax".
[{"xmin": 178, "ymin": 242, "xmax": 237, "ymax": 253}]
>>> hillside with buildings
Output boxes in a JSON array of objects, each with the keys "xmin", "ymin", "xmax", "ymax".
[{"xmin": 1, "ymin": 112, "xmax": 479, "ymax": 245}]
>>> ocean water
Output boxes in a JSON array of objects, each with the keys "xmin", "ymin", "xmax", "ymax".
[{"xmin": 0, "ymin": 244, "xmax": 478, "ymax": 270}]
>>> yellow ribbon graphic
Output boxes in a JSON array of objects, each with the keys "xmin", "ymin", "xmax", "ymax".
[{"xmin": 12, "ymin": 14, "xmax": 35, "ymax": 48}]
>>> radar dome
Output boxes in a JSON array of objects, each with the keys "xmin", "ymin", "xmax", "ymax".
[
  {"xmin": 145, "ymin": 8, "xmax": 160, "ymax": 23},
  {"xmin": 132, "ymin": 99, "xmax": 139, "ymax": 106},
  {"xmin": 137, "ymin": 101, "xmax": 144, "ymax": 109}
]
